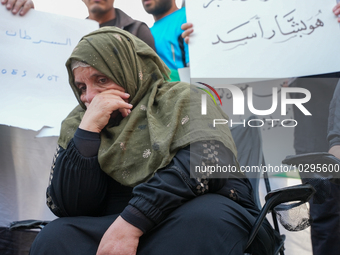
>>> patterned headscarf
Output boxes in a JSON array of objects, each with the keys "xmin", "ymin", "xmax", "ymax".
[{"xmin": 58, "ymin": 27, "xmax": 238, "ymax": 187}]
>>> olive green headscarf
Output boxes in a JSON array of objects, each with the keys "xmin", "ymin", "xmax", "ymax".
[{"xmin": 59, "ymin": 27, "xmax": 238, "ymax": 187}]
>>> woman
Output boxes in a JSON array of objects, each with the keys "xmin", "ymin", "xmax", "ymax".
[{"xmin": 30, "ymin": 27, "xmax": 275, "ymax": 255}]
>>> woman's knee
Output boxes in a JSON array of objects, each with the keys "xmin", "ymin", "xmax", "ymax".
[
  {"xmin": 30, "ymin": 216, "xmax": 106, "ymax": 254},
  {"xmin": 30, "ymin": 218, "xmax": 76, "ymax": 253},
  {"xmin": 139, "ymin": 194, "xmax": 254, "ymax": 255},
  {"xmin": 178, "ymin": 194, "xmax": 251, "ymax": 224}
]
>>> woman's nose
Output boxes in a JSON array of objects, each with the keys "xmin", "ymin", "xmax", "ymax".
[{"xmin": 83, "ymin": 86, "xmax": 97, "ymax": 105}]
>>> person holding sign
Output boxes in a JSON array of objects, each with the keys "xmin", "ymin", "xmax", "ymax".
[
  {"xmin": 82, "ymin": 0, "xmax": 155, "ymax": 51},
  {"xmin": 182, "ymin": 2, "xmax": 340, "ymax": 255},
  {"xmin": 181, "ymin": 3, "xmax": 340, "ymax": 255},
  {"xmin": 142, "ymin": 0, "xmax": 188, "ymax": 81},
  {"xmin": 29, "ymin": 27, "xmax": 276, "ymax": 255},
  {"xmin": 1, "ymin": 0, "xmax": 34, "ymax": 16},
  {"xmin": 2, "ymin": 0, "xmax": 156, "ymax": 51},
  {"xmin": 311, "ymin": 81, "xmax": 340, "ymax": 255},
  {"xmin": 278, "ymin": 4, "xmax": 340, "ymax": 255}
]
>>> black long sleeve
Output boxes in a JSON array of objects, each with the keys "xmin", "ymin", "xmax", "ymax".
[
  {"xmin": 47, "ymin": 136, "xmax": 242, "ymax": 234},
  {"xmin": 121, "ymin": 141, "xmax": 239, "ymax": 233},
  {"xmin": 46, "ymin": 129, "xmax": 108, "ymax": 217}
]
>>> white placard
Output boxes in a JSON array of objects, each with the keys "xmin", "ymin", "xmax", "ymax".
[
  {"xmin": 0, "ymin": 8, "xmax": 99, "ymax": 133},
  {"xmin": 186, "ymin": 0, "xmax": 340, "ymax": 80}
]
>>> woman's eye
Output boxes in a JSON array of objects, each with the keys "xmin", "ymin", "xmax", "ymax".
[
  {"xmin": 98, "ymin": 77, "xmax": 108, "ymax": 84},
  {"xmin": 79, "ymin": 85, "xmax": 86, "ymax": 93}
]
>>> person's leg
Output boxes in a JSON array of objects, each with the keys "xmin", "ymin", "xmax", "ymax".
[
  {"xmin": 291, "ymin": 77, "xmax": 339, "ymax": 254},
  {"xmin": 138, "ymin": 193, "xmax": 275, "ymax": 255},
  {"xmin": 310, "ymin": 181, "xmax": 340, "ymax": 255},
  {"xmin": 30, "ymin": 197, "xmax": 275, "ymax": 255},
  {"xmin": 29, "ymin": 214, "xmax": 118, "ymax": 255}
]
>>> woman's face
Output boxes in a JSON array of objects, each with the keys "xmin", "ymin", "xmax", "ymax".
[{"xmin": 73, "ymin": 66, "xmax": 125, "ymax": 108}]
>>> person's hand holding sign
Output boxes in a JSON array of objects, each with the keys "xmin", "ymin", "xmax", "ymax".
[{"xmin": 2, "ymin": 0, "xmax": 34, "ymax": 16}]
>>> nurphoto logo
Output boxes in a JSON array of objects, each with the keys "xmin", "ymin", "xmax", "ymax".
[
  {"xmin": 197, "ymin": 82, "xmax": 222, "ymax": 115},
  {"xmin": 199, "ymin": 83, "xmax": 312, "ymax": 128}
]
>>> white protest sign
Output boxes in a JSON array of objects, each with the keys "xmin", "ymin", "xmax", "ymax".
[
  {"xmin": 0, "ymin": 8, "xmax": 99, "ymax": 133},
  {"xmin": 186, "ymin": 0, "xmax": 340, "ymax": 80}
]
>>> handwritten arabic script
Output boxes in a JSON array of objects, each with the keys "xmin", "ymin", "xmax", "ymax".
[
  {"xmin": 203, "ymin": 0, "xmax": 270, "ymax": 9},
  {"xmin": 5, "ymin": 29, "xmax": 71, "ymax": 46},
  {"xmin": 213, "ymin": 9, "xmax": 324, "ymax": 50},
  {"xmin": 182, "ymin": 0, "xmax": 340, "ymax": 79}
]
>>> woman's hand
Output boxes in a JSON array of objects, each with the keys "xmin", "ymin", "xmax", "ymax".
[
  {"xmin": 334, "ymin": 2, "xmax": 340, "ymax": 22},
  {"xmin": 96, "ymin": 216, "xmax": 143, "ymax": 255},
  {"xmin": 79, "ymin": 90, "xmax": 132, "ymax": 133},
  {"xmin": 181, "ymin": 22, "xmax": 194, "ymax": 44},
  {"xmin": 2, "ymin": 0, "xmax": 34, "ymax": 15}
]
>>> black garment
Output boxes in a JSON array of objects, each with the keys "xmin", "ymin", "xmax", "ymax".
[
  {"xmin": 309, "ymin": 182, "xmax": 340, "ymax": 255},
  {"xmin": 328, "ymin": 80, "xmax": 340, "ymax": 148},
  {"xmin": 290, "ymin": 76, "xmax": 340, "ymax": 255},
  {"xmin": 290, "ymin": 77, "xmax": 338, "ymax": 154},
  {"xmin": 31, "ymin": 193, "xmax": 274, "ymax": 255},
  {"xmin": 99, "ymin": 8, "xmax": 156, "ymax": 52},
  {"xmin": 314, "ymin": 80, "xmax": 340, "ymax": 255},
  {"xmin": 31, "ymin": 129, "xmax": 275, "ymax": 254}
]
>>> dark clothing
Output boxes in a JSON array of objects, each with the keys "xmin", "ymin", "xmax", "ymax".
[
  {"xmin": 31, "ymin": 194, "xmax": 274, "ymax": 255},
  {"xmin": 309, "ymin": 182, "xmax": 340, "ymax": 255},
  {"xmin": 328, "ymin": 80, "xmax": 340, "ymax": 148},
  {"xmin": 290, "ymin": 77, "xmax": 338, "ymax": 154},
  {"xmin": 31, "ymin": 128, "xmax": 276, "ymax": 254},
  {"xmin": 316, "ymin": 80, "xmax": 340, "ymax": 255},
  {"xmin": 47, "ymin": 129, "xmax": 240, "ymax": 232},
  {"xmin": 99, "ymin": 8, "xmax": 155, "ymax": 51},
  {"xmin": 291, "ymin": 76, "xmax": 340, "ymax": 255}
]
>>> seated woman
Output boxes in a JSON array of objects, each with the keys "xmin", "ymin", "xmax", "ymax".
[{"xmin": 30, "ymin": 27, "xmax": 275, "ymax": 255}]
